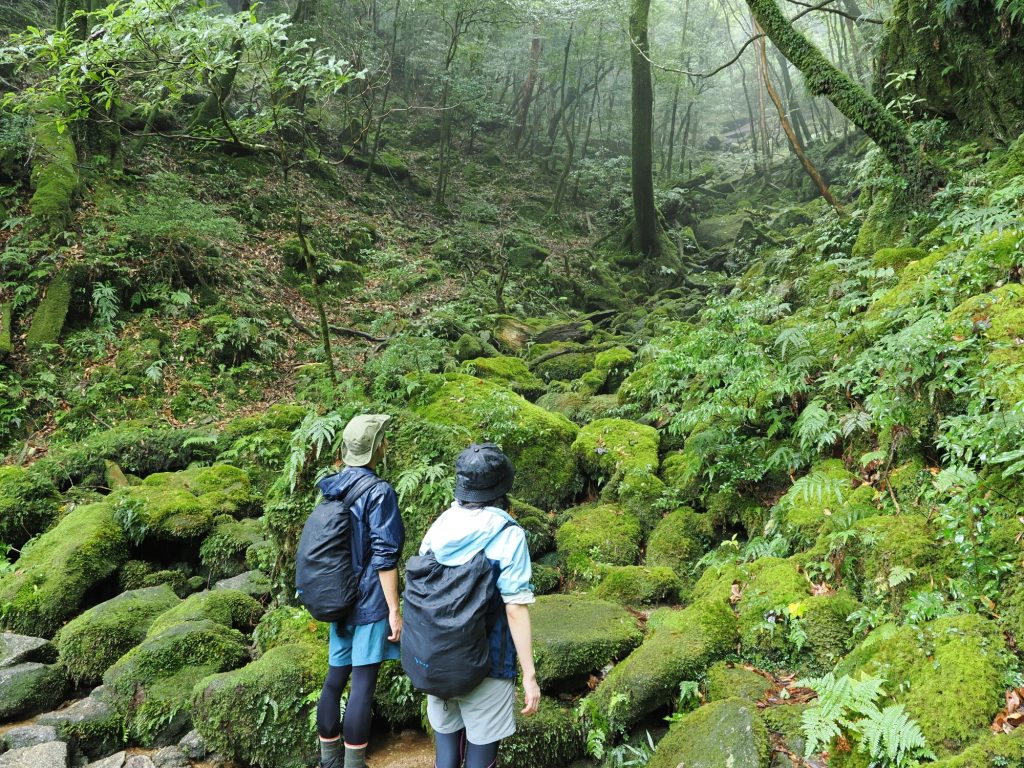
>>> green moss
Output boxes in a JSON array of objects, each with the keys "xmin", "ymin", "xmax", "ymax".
[
  {"xmin": 648, "ymin": 698, "xmax": 770, "ymax": 768},
  {"xmin": 799, "ymin": 591, "xmax": 860, "ymax": 675},
  {"xmin": 147, "ymin": 589, "xmax": 262, "ymax": 638},
  {"xmin": 0, "ymin": 662, "xmax": 68, "ymax": 720},
  {"xmin": 56, "ymin": 584, "xmax": 181, "ymax": 686},
  {"xmin": 872, "ymin": 247, "xmax": 927, "ymax": 270},
  {"xmin": 704, "ymin": 489, "xmax": 766, "ymax": 538},
  {"xmin": 0, "ymin": 466, "xmax": 59, "ymax": 549},
  {"xmin": 498, "ymin": 696, "xmax": 583, "ymax": 768},
  {"xmin": 461, "ymin": 356, "xmax": 546, "ymax": 400},
  {"xmin": 555, "ymin": 504, "xmax": 642, "ymax": 569},
  {"xmin": 0, "ymin": 501, "xmax": 127, "ymax": 638},
  {"xmin": 454, "ymin": 332, "xmax": 499, "ymax": 362},
  {"xmin": 887, "ymin": 456, "xmax": 929, "ymax": 506},
  {"xmin": 590, "ymin": 597, "xmax": 737, "ymax": 730},
  {"xmin": 531, "ymin": 563, "xmax": 560, "ymax": 594},
  {"xmin": 536, "ymin": 391, "xmax": 618, "ymax": 426},
  {"xmin": 866, "ymin": 249, "xmax": 946, "ymax": 318},
  {"xmin": 928, "ymin": 727, "xmax": 1024, "ymax": 767},
  {"xmin": 0, "ymin": 301, "xmax": 12, "ymax": 357},
  {"xmin": 32, "ymin": 423, "xmax": 217, "ymax": 489},
  {"xmin": 838, "ymin": 615, "xmax": 1012, "ymax": 755},
  {"xmin": 704, "ymin": 662, "xmax": 772, "ymax": 704},
  {"xmin": 775, "ymin": 460, "xmax": 857, "ymax": 548},
  {"xmin": 947, "ymin": 281, "xmax": 1024, "ymax": 405},
  {"xmin": 104, "ymin": 619, "xmax": 249, "ymax": 745},
  {"xmin": 852, "ymin": 191, "xmax": 909, "ymax": 259},
  {"xmin": 659, "ymin": 451, "xmax": 702, "ymax": 500},
  {"xmin": 617, "ymin": 362, "xmax": 656, "ymax": 406},
  {"xmin": 849, "ymin": 514, "xmax": 947, "ymax": 602},
  {"xmin": 28, "ymin": 104, "xmax": 78, "ymax": 227},
  {"xmin": 645, "ymin": 507, "xmax": 714, "ymax": 593},
  {"xmin": 192, "ymin": 641, "xmax": 327, "ymax": 768},
  {"xmin": 510, "ymin": 497, "xmax": 555, "ymax": 558},
  {"xmin": 530, "ymin": 343, "xmax": 598, "ymax": 384},
  {"xmin": 253, "ymin": 606, "xmax": 327, "ymax": 655},
  {"xmin": 577, "ymin": 346, "xmax": 635, "ymax": 395},
  {"xmin": 734, "ymin": 558, "xmax": 811, "ymax": 667},
  {"xmin": 200, "ymin": 516, "xmax": 265, "ymax": 580},
  {"xmin": 412, "ymin": 373, "xmax": 581, "ymax": 508},
  {"xmin": 592, "ymin": 565, "xmax": 682, "ymax": 606},
  {"xmin": 25, "ymin": 269, "xmax": 75, "ymax": 349}
]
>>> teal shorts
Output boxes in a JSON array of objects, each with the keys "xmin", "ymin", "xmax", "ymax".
[{"xmin": 328, "ymin": 618, "xmax": 400, "ymax": 667}]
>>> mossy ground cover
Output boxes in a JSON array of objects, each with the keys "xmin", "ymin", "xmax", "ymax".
[{"xmin": 647, "ymin": 698, "xmax": 769, "ymax": 768}]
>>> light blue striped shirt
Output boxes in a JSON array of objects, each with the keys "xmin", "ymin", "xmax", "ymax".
[{"xmin": 418, "ymin": 503, "xmax": 535, "ymax": 605}]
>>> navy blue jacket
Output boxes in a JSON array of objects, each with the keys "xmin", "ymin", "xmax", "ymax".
[{"xmin": 317, "ymin": 467, "xmax": 404, "ymax": 626}]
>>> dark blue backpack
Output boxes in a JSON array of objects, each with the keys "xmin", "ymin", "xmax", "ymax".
[
  {"xmin": 401, "ymin": 521, "xmax": 515, "ymax": 699},
  {"xmin": 295, "ymin": 472, "xmax": 382, "ymax": 622}
]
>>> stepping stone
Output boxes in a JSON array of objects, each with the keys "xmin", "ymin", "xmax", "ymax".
[
  {"xmin": 0, "ymin": 742, "xmax": 68, "ymax": 768},
  {"xmin": 84, "ymin": 754, "xmax": 125, "ymax": 768},
  {"xmin": 1, "ymin": 728, "xmax": 58, "ymax": 752},
  {"xmin": 152, "ymin": 747, "xmax": 187, "ymax": 768},
  {"xmin": 36, "ymin": 687, "xmax": 122, "ymax": 758},
  {"xmin": 0, "ymin": 633, "xmax": 56, "ymax": 668}
]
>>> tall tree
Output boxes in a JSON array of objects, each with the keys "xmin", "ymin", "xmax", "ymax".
[
  {"xmin": 629, "ymin": 0, "xmax": 659, "ymax": 256},
  {"xmin": 744, "ymin": 0, "xmax": 912, "ymax": 173}
]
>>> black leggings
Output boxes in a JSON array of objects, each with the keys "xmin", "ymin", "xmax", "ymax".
[
  {"xmin": 434, "ymin": 728, "xmax": 500, "ymax": 768},
  {"xmin": 316, "ymin": 663, "xmax": 381, "ymax": 745}
]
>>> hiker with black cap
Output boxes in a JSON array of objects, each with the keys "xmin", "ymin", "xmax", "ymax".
[
  {"xmin": 402, "ymin": 443, "xmax": 540, "ymax": 768},
  {"xmin": 312, "ymin": 414, "xmax": 404, "ymax": 768}
]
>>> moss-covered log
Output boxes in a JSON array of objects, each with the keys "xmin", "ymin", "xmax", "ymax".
[
  {"xmin": 745, "ymin": 0, "xmax": 913, "ymax": 173},
  {"xmin": 25, "ymin": 269, "xmax": 75, "ymax": 349},
  {"xmin": 28, "ymin": 100, "xmax": 79, "ymax": 227}
]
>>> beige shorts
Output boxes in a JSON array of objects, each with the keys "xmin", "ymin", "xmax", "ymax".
[{"xmin": 426, "ymin": 677, "xmax": 517, "ymax": 744}]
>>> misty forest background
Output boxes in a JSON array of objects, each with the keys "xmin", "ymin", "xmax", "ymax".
[{"xmin": 2, "ymin": 0, "xmax": 1024, "ymax": 767}]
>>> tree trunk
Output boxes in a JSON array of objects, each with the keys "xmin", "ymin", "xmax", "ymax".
[
  {"xmin": 367, "ymin": 0, "xmax": 401, "ymax": 181},
  {"xmin": 744, "ymin": 0, "xmax": 913, "ymax": 173},
  {"xmin": 758, "ymin": 32, "xmax": 840, "ymax": 211},
  {"xmin": 629, "ymin": 0, "xmax": 660, "ymax": 256},
  {"xmin": 774, "ymin": 49, "xmax": 810, "ymax": 146},
  {"xmin": 295, "ymin": 203, "xmax": 337, "ymax": 385},
  {"xmin": 510, "ymin": 28, "xmax": 541, "ymax": 151},
  {"xmin": 665, "ymin": 81, "xmax": 680, "ymax": 180}
]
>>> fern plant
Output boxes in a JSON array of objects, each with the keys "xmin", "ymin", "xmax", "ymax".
[{"xmin": 800, "ymin": 673, "xmax": 935, "ymax": 767}]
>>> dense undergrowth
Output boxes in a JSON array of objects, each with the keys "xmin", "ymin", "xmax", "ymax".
[{"xmin": 3, "ymin": 5, "xmax": 1024, "ymax": 768}]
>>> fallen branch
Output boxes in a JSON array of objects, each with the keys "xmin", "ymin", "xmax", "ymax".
[
  {"xmin": 330, "ymin": 324, "xmax": 391, "ymax": 343},
  {"xmin": 527, "ymin": 341, "xmax": 625, "ymax": 370}
]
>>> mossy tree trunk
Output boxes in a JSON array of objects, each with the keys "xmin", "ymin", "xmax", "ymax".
[
  {"xmin": 629, "ymin": 0, "xmax": 660, "ymax": 257},
  {"xmin": 744, "ymin": 0, "xmax": 913, "ymax": 174},
  {"xmin": 509, "ymin": 27, "xmax": 541, "ymax": 152}
]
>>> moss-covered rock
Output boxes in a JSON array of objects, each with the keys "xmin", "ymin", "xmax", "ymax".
[
  {"xmin": 731, "ymin": 558, "xmax": 810, "ymax": 667},
  {"xmin": 461, "ymin": 356, "xmax": 546, "ymax": 400},
  {"xmin": 200, "ymin": 516, "xmax": 265, "ymax": 580},
  {"xmin": 147, "ymin": 589, "xmax": 262, "ymax": 638},
  {"xmin": 645, "ymin": 507, "xmax": 714, "ymax": 594},
  {"xmin": 35, "ymin": 684, "xmax": 125, "ymax": 758},
  {"xmin": 591, "ymin": 565, "xmax": 682, "ymax": 606},
  {"xmin": 589, "ymin": 597, "xmax": 738, "ymax": 730},
  {"xmin": 412, "ymin": 373, "xmax": 581, "ymax": 508},
  {"xmin": 192, "ymin": 641, "xmax": 326, "ymax": 768},
  {"xmin": 704, "ymin": 662, "xmax": 772, "ymax": 704},
  {"xmin": 947, "ymin": 281, "xmax": 1024, "ymax": 405},
  {"xmin": 55, "ymin": 585, "xmax": 181, "ymax": 686},
  {"xmin": 25, "ymin": 269, "xmax": 75, "ymax": 349},
  {"xmin": 648, "ymin": 698, "xmax": 770, "ymax": 768},
  {"xmin": 928, "ymin": 727, "xmax": 1024, "ymax": 767},
  {"xmin": 0, "ymin": 301, "xmax": 12, "ymax": 358},
  {"xmin": 531, "ymin": 595, "xmax": 642, "ymax": 689},
  {"xmin": 0, "ymin": 466, "xmax": 60, "ymax": 549},
  {"xmin": 530, "ymin": 343, "xmax": 597, "ymax": 384},
  {"xmin": 871, "ymin": 246, "xmax": 927, "ymax": 271},
  {"xmin": 531, "ymin": 563, "xmax": 560, "ymax": 594},
  {"xmin": 28, "ymin": 104, "xmax": 78, "ymax": 227},
  {"xmin": 497, "ymin": 696, "xmax": 583, "ymax": 768},
  {"xmin": 253, "ymin": 605, "xmax": 327, "ymax": 655},
  {"xmin": 774, "ymin": 459, "xmax": 858, "ymax": 548},
  {"xmin": 510, "ymin": 497, "xmax": 555, "ymax": 558},
  {"xmin": 555, "ymin": 504, "xmax": 642, "ymax": 572},
  {"xmin": 837, "ymin": 614, "xmax": 1012, "ymax": 755},
  {"xmin": 577, "ymin": 346, "xmax": 636, "ymax": 396},
  {"xmin": 0, "ymin": 662, "xmax": 69, "ymax": 720},
  {"xmin": 848, "ymin": 513, "xmax": 948, "ymax": 603},
  {"xmin": 659, "ymin": 450, "xmax": 702, "ymax": 500},
  {"xmin": 799, "ymin": 591, "xmax": 861, "ymax": 675},
  {"xmin": 454, "ymin": 332, "xmax": 499, "ymax": 362},
  {"xmin": 104, "ymin": 619, "xmax": 249, "ymax": 745},
  {"xmin": 0, "ymin": 501, "xmax": 127, "ymax": 638}
]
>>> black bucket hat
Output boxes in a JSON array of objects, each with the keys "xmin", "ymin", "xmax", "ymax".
[{"xmin": 454, "ymin": 443, "xmax": 515, "ymax": 503}]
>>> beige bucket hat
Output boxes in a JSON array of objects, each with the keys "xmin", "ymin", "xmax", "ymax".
[{"xmin": 341, "ymin": 414, "xmax": 392, "ymax": 467}]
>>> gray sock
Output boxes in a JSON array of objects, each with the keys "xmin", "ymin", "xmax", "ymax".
[
  {"xmin": 319, "ymin": 737, "xmax": 342, "ymax": 768},
  {"xmin": 343, "ymin": 745, "xmax": 367, "ymax": 768}
]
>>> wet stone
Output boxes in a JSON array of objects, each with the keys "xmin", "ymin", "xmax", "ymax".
[
  {"xmin": 0, "ymin": 741, "xmax": 68, "ymax": 768},
  {"xmin": 0, "ymin": 663, "xmax": 68, "ymax": 720},
  {"xmin": 213, "ymin": 571, "xmax": 271, "ymax": 599},
  {"xmin": 0, "ymin": 633, "xmax": 56, "ymax": 668},
  {"xmin": 1, "ymin": 728, "xmax": 58, "ymax": 752},
  {"xmin": 151, "ymin": 747, "xmax": 187, "ymax": 768},
  {"xmin": 85, "ymin": 753, "xmax": 125, "ymax": 768},
  {"xmin": 175, "ymin": 732, "xmax": 204, "ymax": 762},
  {"xmin": 122, "ymin": 757, "xmax": 155, "ymax": 768}
]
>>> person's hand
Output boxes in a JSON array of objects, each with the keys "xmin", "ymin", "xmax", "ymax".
[
  {"xmin": 521, "ymin": 674, "xmax": 540, "ymax": 715},
  {"xmin": 387, "ymin": 608, "xmax": 402, "ymax": 642}
]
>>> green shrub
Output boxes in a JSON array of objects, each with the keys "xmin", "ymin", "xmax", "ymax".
[{"xmin": 0, "ymin": 466, "xmax": 59, "ymax": 548}]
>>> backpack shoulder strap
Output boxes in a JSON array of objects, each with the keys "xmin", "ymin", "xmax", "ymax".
[{"xmin": 336, "ymin": 472, "xmax": 385, "ymax": 510}]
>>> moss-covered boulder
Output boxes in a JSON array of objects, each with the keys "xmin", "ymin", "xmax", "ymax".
[
  {"xmin": 0, "ymin": 631, "xmax": 56, "ymax": 666},
  {"xmin": 104, "ymin": 619, "xmax": 249, "ymax": 745},
  {"xmin": 577, "ymin": 346, "xmax": 635, "ymax": 396},
  {"xmin": 0, "ymin": 662, "xmax": 69, "ymax": 720},
  {"xmin": 531, "ymin": 563, "xmax": 560, "ymax": 594},
  {"xmin": 589, "ymin": 598, "xmax": 737, "ymax": 730},
  {"xmin": 947, "ymin": 281, "xmax": 1024, "ymax": 405},
  {"xmin": 412, "ymin": 373, "xmax": 581, "ymax": 508},
  {"xmin": 0, "ymin": 501, "xmax": 127, "ymax": 637},
  {"xmin": 645, "ymin": 507, "xmax": 714, "ymax": 594},
  {"xmin": 200, "ymin": 516, "xmax": 265, "ymax": 580},
  {"xmin": 659, "ymin": 450, "xmax": 702, "ymax": 500},
  {"xmin": 837, "ymin": 614, "xmax": 1012, "ymax": 755},
  {"xmin": 25, "ymin": 270, "xmax": 75, "ymax": 349},
  {"xmin": 928, "ymin": 727, "xmax": 1024, "ymax": 767},
  {"xmin": 497, "ymin": 696, "xmax": 583, "ymax": 768},
  {"xmin": 555, "ymin": 504, "xmax": 642, "ymax": 574},
  {"xmin": 192, "ymin": 641, "xmax": 326, "ymax": 768},
  {"xmin": 34, "ymin": 684, "xmax": 125, "ymax": 758},
  {"xmin": 704, "ymin": 662, "xmax": 772, "ymax": 704},
  {"xmin": 798, "ymin": 591, "xmax": 860, "ymax": 675},
  {"xmin": 733, "ymin": 558, "xmax": 810, "ymax": 667},
  {"xmin": 454, "ymin": 332, "xmax": 499, "ymax": 362},
  {"xmin": 55, "ymin": 585, "xmax": 182, "ymax": 686},
  {"xmin": 28, "ymin": 104, "xmax": 78, "ymax": 228},
  {"xmin": 774, "ymin": 460, "xmax": 858, "ymax": 548},
  {"xmin": 871, "ymin": 246, "xmax": 927, "ymax": 271},
  {"xmin": 461, "ymin": 356, "xmax": 546, "ymax": 400},
  {"xmin": 0, "ymin": 466, "xmax": 60, "ymax": 549},
  {"xmin": 531, "ymin": 595, "xmax": 642, "ymax": 689},
  {"xmin": 509, "ymin": 497, "xmax": 555, "ymax": 559},
  {"xmin": 591, "ymin": 565, "xmax": 682, "ymax": 606},
  {"xmin": 648, "ymin": 698, "xmax": 770, "ymax": 768},
  {"xmin": 147, "ymin": 589, "xmax": 262, "ymax": 638},
  {"xmin": 848, "ymin": 513, "xmax": 948, "ymax": 602},
  {"xmin": 529, "ymin": 343, "xmax": 598, "ymax": 384}
]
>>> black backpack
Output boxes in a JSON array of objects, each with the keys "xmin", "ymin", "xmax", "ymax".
[
  {"xmin": 295, "ymin": 472, "xmax": 383, "ymax": 622},
  {"xmin": 401, "ymin": 521, "xmax": 515, "ymax": 700}
]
